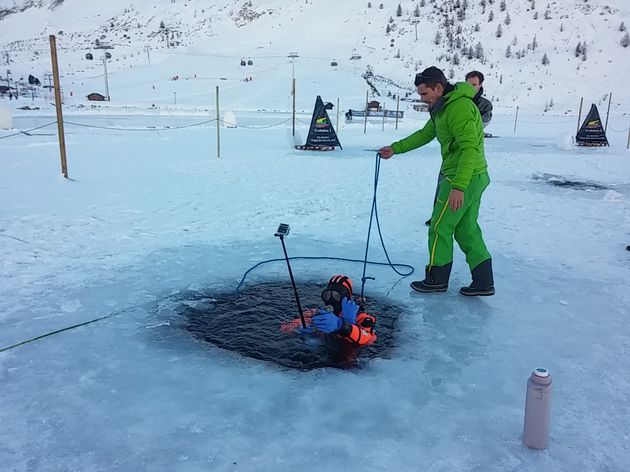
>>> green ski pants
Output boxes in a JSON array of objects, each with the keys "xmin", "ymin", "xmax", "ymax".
[{"xmin": 427, "ymin": 171, "xmax": 491, "ymax": 270}]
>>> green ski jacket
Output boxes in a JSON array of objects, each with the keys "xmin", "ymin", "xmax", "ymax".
[{"xmin": 391, "ymin": 82, "xmax": 487, "ymax": 191}]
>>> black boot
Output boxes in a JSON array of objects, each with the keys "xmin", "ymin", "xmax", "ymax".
[
  {"xmin": 460, "ymin": 259, "xmax": 495, "ymax": 296},
  {"xmin": 410, "ymin": 263, "xmax": 452, "ymax": 293}
]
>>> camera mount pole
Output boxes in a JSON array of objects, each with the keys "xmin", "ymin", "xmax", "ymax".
[{"xmin": 277, "ymin": 234, "xmax": 307, "ymax": 329}]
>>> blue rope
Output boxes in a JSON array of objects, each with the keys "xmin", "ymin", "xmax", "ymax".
[
  {"xmin": 235, "ymin": 256, "xmax": 413, "ymax": 294},
  {"xmin": 236, "ymin": 151, "xmax": 414, "ymax": 296}
]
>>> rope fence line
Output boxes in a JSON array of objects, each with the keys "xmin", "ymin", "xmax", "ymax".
[
  {"xmin": 1, "ymin": 115, "xmax": 628, "ymax": 140},
  {"xmin": 0, "ymin": 122, "xmax": 57, "ymax": 140},
  {"xmin": 218, "ymin": 117, "xmax": 292, "ymax": 129},
  {"xmin": 607, "ymin": 126, "xmax": 630, "ymax": 133},
  {"xmin": 63, "ymin": 118, "xmax": 217, "ymax": 131},
  {"xmin": 0, "ymin": 116, "xmax": 298, "ymax": 140}
]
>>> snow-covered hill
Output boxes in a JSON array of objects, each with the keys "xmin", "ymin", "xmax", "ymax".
[{"xmin": 0, "ymin": 0, "xmax": 629, "ymax": 113}]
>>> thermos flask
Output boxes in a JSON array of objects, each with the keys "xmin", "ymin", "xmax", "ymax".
[{"xmin": 523, "ymin": 368, "xmax": 552, "ymax": 449}]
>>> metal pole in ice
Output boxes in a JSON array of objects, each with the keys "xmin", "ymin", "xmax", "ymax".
[{"xmin": 216, "ymin": 86, "xmax": 220, "ymax": 159}]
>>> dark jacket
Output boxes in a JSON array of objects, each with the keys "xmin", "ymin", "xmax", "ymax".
[{"xmin": 473, "ymin": 87, "xmax": 493, "ymax": 128}]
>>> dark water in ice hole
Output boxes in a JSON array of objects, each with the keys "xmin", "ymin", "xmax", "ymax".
[{"xmin": 177, "ymin": 281, "xmax": 406, "ymax": 370}]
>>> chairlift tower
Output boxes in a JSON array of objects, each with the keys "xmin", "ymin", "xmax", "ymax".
[
  {"xmin": 349, "ymin": 52, "xmax": 362, "ymax": 75},
  {"xmin": 287, "ymin": 52, "xmax": 299, "ymax": 137},
  {"xmin": 412, "ymin": 19, "xmax": 420, "ymax": 41},
  {"xmin": 288, "ymin": 51, "xmax": 299, "ymax": 80},
  {"xmin": 95, "ymin": 42, "xmax": 114, "ymax": 101}
]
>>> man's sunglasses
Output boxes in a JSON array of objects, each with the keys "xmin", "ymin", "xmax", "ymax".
[{"xmin": 414, "ymin": 73, "xmax": 428, "ymax": 86}]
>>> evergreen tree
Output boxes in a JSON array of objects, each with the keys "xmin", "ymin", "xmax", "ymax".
[
  {"xmin": 619, "ymin": 22, "xmax": 626, "ymax": 32},
  {"xmin": 488, "ymin": 10, "xmax": 494, "ymax": 22},
  {"xmin": 367, "ymin": 2, "xmax": 372, "ymax": 7},
  {"xmin": 505, "ymin": 44, "xmax": 512, "ymax": 57},
  {"xmin": 379, "ymin": 3, "xmax": 384, "ymax": 9},
  {"xmin": 420, "ymin": 0, "xmax": 426, "ymax": 6},
  {"xmin": 474, "ymin": 23, "xmax": 480, "ymax": 32},
  {"xmin": 541, "ymin": 52, "xmax": 549, "ymax": 65},
  {"xmin": 532, "ymin": 35, "xmax": 538, "ymax": 50},
  {"xmin": 533, "ymin": 11, "xmax": 538, "ymax": 19},
  {"xmin": 386, "ymin": 23, "xmax": 391, "ymax": 34},
  {"xmin": 544, "ymin": 8, "xmax": 551, "ymax": 19},
  {"xmin": 453, "ymin": 52, "xmax": 460, "ymax": 65},
  {"xmin": 574, "ymin": 41, "xmax": 582, "ymax": 57},
  {"xmin": 496, "ymin": 23, "xmax": 502, "ymax": 37},
  {"xmin": 505, "ymin": 12, "xmax": 511, "ymax": 25},
  {"xmin": 500, "ymin": 0, "xmax": 506, "ymax": 11},
  {"xmin": 434, "ymin": 30, "xmax": 442, "ymax": 44},
  {"xmin": 396, "ymin": 3, "xmax": 403, "ymax": 16},
  {"xmin": 621, "ymin": 32, "xmax": 630, "ymax": 48},
  {"xmin": 560, "ymin": 23, "xmax": 564, "ymax": 32},
  {"xmin": 475, "ymin": 42, "xmax": 484, "ymax": 60},
  {"xmin": 414, "ymin": 4, "xmax": 421, "ymax": 16}
]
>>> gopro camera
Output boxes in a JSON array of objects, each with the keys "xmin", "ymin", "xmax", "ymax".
[{"xmin": 274, "ymin": 223, "xmax": 290, "ymax": 238}]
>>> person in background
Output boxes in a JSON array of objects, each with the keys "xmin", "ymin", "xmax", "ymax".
[
  {"xmin": 280, "ymin": 275, "xmax": 377, "ymax": 346},
  {"xmin": 379, "ymin": 66, "xmax": 495, "ymax": 297},
  {"xmin": 465, "ymin": 70, "xmax": 493, "ymax": 130},
  {"xmin": 425, "ymin": 70, "xmax": 494, "ymax": 226}
]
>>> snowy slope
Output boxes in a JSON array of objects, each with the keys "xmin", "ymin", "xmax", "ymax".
[{"xmin": 0, "ymin": 0, "xmax": 629, "ymax": 112}]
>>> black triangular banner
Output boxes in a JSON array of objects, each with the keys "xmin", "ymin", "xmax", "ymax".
[
  {"xmin": 301, "ymin": 96, "xmax": 342, "ymax": 150},
  {"xmin": 576, "ymin": 104, "xmax": 609, "ymax": 147}
]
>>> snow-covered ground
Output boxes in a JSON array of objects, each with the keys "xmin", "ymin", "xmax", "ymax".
[{"xmin": 1, "ymin": 103, "xmax": 630, "ymax": 470}]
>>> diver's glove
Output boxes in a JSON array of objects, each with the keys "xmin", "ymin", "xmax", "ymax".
[
  {"xmin": 341, "ymin": 297, "xmax": 358, "ymax": 325},
  {"xmin": 312, "ymin": 309, "xmax": 343, "ymax": 334}
]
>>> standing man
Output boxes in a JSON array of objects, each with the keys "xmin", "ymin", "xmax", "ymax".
[
  {"xmin": 379, "ymin": 66, "xmax": 494, "ymax": 296},
  {"xmin": 465, "ymin": 70, "xmax": 493, "ymax": 130},
  {"xmin": 425, "ymin": 70, "xmax": 493, "ymax": 226}
]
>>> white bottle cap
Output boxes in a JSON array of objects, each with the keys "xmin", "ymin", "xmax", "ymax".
[{"xmin": 533, "ymin": 368, "xmax": 549, "ymax": 378}]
